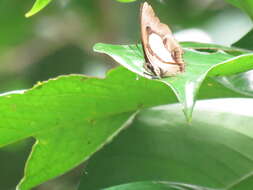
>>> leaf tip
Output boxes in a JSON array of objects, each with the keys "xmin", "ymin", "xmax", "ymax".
[
  {"xmin": 25, "ymin": 11, "xmax": 33, "ymax": 18},
  {"xmin": 25, "ymin": 6, "xmax": 40, "ymax": 18},
  {"xmin": 25, "ymin": 0, "xmax": 52, "ymax": 18},
  {"xmin": 183, "ymin": 108, "xmax": 193, "ymax": 124},
  {"xmin": 93, "ymin": 43, "xmax": 104, "ymax": 52}
]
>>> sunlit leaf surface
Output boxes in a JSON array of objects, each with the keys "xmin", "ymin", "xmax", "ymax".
[
  {"xmin": 0, "ymin": 66, "xmax": 250, "ymax": 190},
  {"xmin": 94, "ymin": 42, "xmax": 253, "ymax": 120}
]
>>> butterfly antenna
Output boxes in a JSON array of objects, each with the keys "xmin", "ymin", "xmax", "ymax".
[
  {"xmin": 135, "ymin": 43, "xmax": 143, "ymax": 57},
  {"xmin": 128, "ymin": 43, "xmax": 143, "ymax": 59},
  {"xmin": 135, "ymin": 42, "xmax": 143, "ymax": 55}
]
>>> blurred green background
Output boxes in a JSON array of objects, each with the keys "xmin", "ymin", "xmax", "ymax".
[{"xmin": 0, "ymin": 0, "xmax": 252, "ymax": 189}]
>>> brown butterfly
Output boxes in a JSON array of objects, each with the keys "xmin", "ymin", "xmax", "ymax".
[{"xmin": 140, "ymin": 2, "xmax": 185, "ymax": 78}]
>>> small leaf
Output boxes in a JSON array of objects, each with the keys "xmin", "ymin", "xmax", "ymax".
[
  {"xmin": 93, "ymin": 43, "xmax": 253, "ymax": 120},
  {"xmin": 26, "ymin": 0, "xmax": 52, "ymax": 17}
]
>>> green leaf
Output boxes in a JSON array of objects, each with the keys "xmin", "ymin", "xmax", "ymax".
[
  {"xmin": 181, "ymin": 42, "xmax": 251, "ymax": 55},
  {"xmin": 104, "ymin": 181, "xmax": 216, "ymax": 190},
  {"xmin": 1, "ymin": 68, "xmax": 175, "ymax": 190},
  {"xmin": 93, "ymin": 42, "xmax": 253, "ymax": 120},
  {"xmin": 216, "ymin": 29, "xmax": 253, "ymax": 97},
  {"xmin": 0, "ymin": 66, "xmax": 250, "ymax": 190},
  {"xmin": 25, "ymin": 0, "xmax": 52, "ymax": 17},
  {"xmin": 225, "ymin": 0, "xmax": 253, "ymax": 19},
  {"xmin": 78, "ymin": 99, "xmax": 253, "ymax": 190}
]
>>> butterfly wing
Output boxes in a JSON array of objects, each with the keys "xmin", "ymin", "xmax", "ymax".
[{"xmin": 140, "ymin": 2, "xmax": 184, "ymax": 77}]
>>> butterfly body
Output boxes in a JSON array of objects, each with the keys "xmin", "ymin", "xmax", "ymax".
[{"xmin": 140, "ymin": 2, "xmax": 185, "ymax": 78}]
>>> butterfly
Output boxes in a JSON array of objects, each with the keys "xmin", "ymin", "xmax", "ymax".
[{"xmin": 140, "ymin": 2, "xmax": 185, "ymax": 78}]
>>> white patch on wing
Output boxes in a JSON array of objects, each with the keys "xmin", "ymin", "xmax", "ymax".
[
  {"xmin": 148, "ymin": 33, "xmax": 175, "ymax": 63},
  {"xmin": 147, "ymin": 33, "xmax": 180, "ymax": 76},
  {"xmin": 151, "ymin": 55, "xmax": 180, "ymax": 76}
]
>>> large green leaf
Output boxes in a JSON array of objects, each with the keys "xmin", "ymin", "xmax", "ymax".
[
  {"xmin": 1, "ymin": 68, "xmax": 170, "ymax": 190},
  {"xmin": 78, "ymin": 98, "xmax": 253, "ymax": 190},
  {"xmin": 104, "ymin": 181, "xmax": 215, "ymax": 190},
  {"xmin": 93, "ymin": 42, "xmax": 253, "ymax": 120},
  {"xmin": 26, "ymin": 0, "xmax": 52, "ymax": 17},
  {"xmin": 0, "ymin": 66, "xmax": 250, "ymax": 190}
]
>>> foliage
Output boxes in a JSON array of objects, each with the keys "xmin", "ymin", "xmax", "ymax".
[
  {"xmin": 93, "ymin": 42, "xmax": 253, "ymax": 120},
  {"xmin": 26, "ymin": 0, "xmax": 52, "ymax": 17},
  {"xmin": 103, "ymin": 181, "xmax": 213, "ymax": 190},
  {"xmin": 79, "ymin": 99, "xmax": 253, "ymax": 190},
  {"xmin": 26, "ymin": 0, "xmax": 137, "ymax": 17},
  {"xmin": 0, "ymin": 0, "xmax": 253, "ymax": 190}
]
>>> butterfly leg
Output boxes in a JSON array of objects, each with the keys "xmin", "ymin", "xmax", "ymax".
[{"xmin": 143, "ymin": 62, "xmax": 161, "ymax": 79}]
